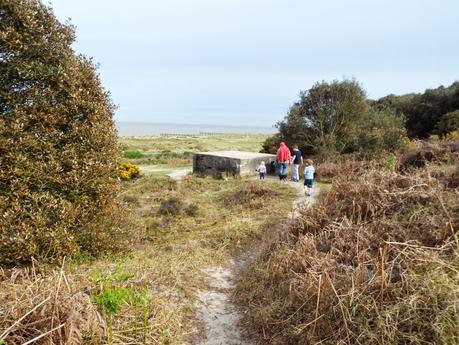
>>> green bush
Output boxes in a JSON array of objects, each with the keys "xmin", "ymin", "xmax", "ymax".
[
  {"xmin": 123, "ymin": 150, "xmax": 145, "ymax": 159},
  {"xmin": 0, "ymin": 0, "xmax": 132, "ymax": 264},
  {"xmin": 435, "ymin": 110, "xmax": 459, "ymax": 137},
  {"xmin": 352, "ymin": 108, "xmax": 407, "ymax": 158}
]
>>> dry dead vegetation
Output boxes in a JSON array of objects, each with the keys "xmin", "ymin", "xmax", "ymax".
[
  {"xmin": 237, "ymin": 139, "xmax": 459, "ymax": 345},
  {"xmin": 0, "ymin": 176, "xmax": 295, "ymax": 344}
]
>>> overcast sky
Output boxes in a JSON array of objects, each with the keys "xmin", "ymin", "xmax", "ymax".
[{"xmin": 50, "ymin": 0, "xmax": 459, "ymax": 126}]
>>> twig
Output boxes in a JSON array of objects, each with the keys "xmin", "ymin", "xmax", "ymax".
[
  {"xmin": 22, "ymin": 323, "xmax": 65, "ymax": 345},
  {"xmin": 324, "ymin": 271, "xmax": 352, "ymax": 345},
  {"xmin": 384, "ymin": 241, "xmax": 444, "ymax": 251},
  {"xmin": 0, "ymin": 296, "xmax": 51, "ymax": 340},
  {"xmin": 312, "ymin": 274, "xmax": 322, "ymax": 335}
]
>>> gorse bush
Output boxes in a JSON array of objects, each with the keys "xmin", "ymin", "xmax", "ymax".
[
  {"xmin": 0, "ymin": 0, "xmax": 134, "ymax": 264},
  {"xmin": 118, "ymin": 162, "xmax": 141, "ymax": 180}
]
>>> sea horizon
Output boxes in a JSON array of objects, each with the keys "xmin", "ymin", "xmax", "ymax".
[{"xmin": 116, "ymin": 121, "xmax": 277, "ymax": 136}]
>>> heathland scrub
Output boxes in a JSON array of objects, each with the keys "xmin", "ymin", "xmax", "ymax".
[
  {"xmin": 101, "ymin": 175, "xmax": 298, "ymax": 344},
  {"xmin": 1, "ymin": 173, "xmax": 297, "ymax": 344}
]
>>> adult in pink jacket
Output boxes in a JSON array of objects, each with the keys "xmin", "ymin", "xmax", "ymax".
[{"xmin": 276, "ymin": 142, "xmax": 291, "ymax": 180}]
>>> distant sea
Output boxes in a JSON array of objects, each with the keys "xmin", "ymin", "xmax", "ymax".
[{"xmin": 116, "ymin": 121, "xmax": 277, "ymax": 136}]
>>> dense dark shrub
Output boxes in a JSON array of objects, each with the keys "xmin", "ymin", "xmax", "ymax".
[
  {"xmin": 353, "ymin": 108, "xmax": 407, "ymax": 158},
  {"xmin": 374, "ymin": 81, "xmax": 459, "ymax": 138},
  {"xmin": 158, "ymin": 197, "xmax": 184, "ymax": 215},
  {"xmin": 0, "ymin": 0, "xmax": 129, "ymax": 264},
  {"xmin": 435, "ymin": 110, "xmax": 459, "ymax": 137},
  {"xmin": 398, "ymin": 139, "xmax": 459, "ymax": 171}
]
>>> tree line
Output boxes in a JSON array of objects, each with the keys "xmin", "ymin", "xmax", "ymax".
[{"xmin": 263, "ymin": 79, "xmax": 459, "ymax": 157}]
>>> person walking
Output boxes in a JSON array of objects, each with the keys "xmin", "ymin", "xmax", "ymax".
[
  {"xmin": 303, "ymin": 159, "xmax": 315, "ymax": 196},
  {"xmin": 276, "ymin": 142, "xmax": 291, "ymax": 180},
  {"xmin": 291, "ymin": 144, "xmax": 303, "ymax": 182}
]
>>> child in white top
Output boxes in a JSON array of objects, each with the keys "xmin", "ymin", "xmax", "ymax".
[{"xmin": 258, "ymin": 161, "xmax": 266, "ymax": 180}]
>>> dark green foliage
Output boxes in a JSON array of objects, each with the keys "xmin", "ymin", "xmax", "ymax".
[
  {"xmin": 374, "ymin": 82, "xmax": 459, "ymax": 138},
  {"xmin": 0, "ymin": 0, "xmax": 132, "ymax": 264},
  {"xmin": 295, "ymin": 79, "xmax": 369, "ymax": 154},
  {"xmin": 353, "ymin": 108, "xmax": 407, "ymax": 158},
  {"xmin": 435, "ymin": 110, "xmax": 459, "ymax": 136},
  {"xmin": 261, "ymin": 132, "xmax": 281, "ymax": 154}
]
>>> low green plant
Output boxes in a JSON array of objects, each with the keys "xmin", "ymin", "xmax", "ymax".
[
  {"xmin": 123, "ymin": 150, "xmax": 146, "ymax": 159},
  {"xmin": 91, "ymin": 286, "xmax": 140, "ymax": 314},
  {"xmin": 92, "ymin": 287, "xmax": 143, "ymax": 344},
  {"xmin": 385, "ymin": 153, "xmax": 397, "ymax": 171}
]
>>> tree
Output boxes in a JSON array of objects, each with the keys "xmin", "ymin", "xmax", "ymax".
[
  {"xmin": 263, "ymin": 79, "xmax": 369, "ymax": 155},
  {"xmin": 298, "ymin": 79, "xmax": 369, "ymax": 154},
  {"xmin": 0, "ymin": 0, "xmax": 130, "ymax": 264}
]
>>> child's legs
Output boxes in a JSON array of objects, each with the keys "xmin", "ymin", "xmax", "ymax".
[
  {"xmin": 293, "ymin": 164, "xmax": 299, "ymax": 181},
  {"xmin": 304, "ymin": 179, "xmax": 313, "ymax": 194}
]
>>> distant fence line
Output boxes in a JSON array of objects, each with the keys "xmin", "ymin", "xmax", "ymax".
[{"xmin": 159, "ymin": 132, "xmax": 255, "ymax": 137}]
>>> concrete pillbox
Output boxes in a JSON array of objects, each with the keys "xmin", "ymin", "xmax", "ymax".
[{"xmin": 193, "ymin": 151, "xmax": 276, "ymax": 178}]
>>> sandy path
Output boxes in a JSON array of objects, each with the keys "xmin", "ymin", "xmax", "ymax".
[
  {"xmin": 195, "ymin": 178, "xmax": 319, "ymax": 345},
  {"xmin": 138, "ymin": 165, "xmax": 192, "ymax": 180}
]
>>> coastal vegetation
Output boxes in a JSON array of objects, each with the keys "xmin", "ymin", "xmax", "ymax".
[
  {"xmin": 119, "ymin": 134, "xmax": 269, "ymax": 168},
  {"xmin": 238, "ymin": 137, "xmax": 459, "ymax": 344},
  {"xmin": 0, "ymin": 173, "xmax": 296, "ymax": 344},
  {"xmin": 1, "ymin": 1, "xmax": 458, "ymax": 344},
  {"xmin": 263, "ymin": 79, "xmax": 459, "ymax": 158},
  {"xmin": 0, "ymin": 0, "xmax": 135, "ymax": 265}
]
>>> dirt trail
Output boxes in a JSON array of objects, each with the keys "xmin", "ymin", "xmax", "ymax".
[
  {"xmin": 195, "ymin": 178, "xmax": 319, "ymax": 345},
  {"xmin": 138, "ymin": 165, "xmax": 192, "ymax": 180}
]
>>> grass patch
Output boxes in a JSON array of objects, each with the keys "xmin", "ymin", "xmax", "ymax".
[
  {"xmin": 123, "ymin": 150, "xmax": 146, "ymax": 159},
  {"xmin": 119, "ymin": 134, "xmax": 269, "ymax": 153},
  {"xmin": 119, "ymin": 134, "xmax": 270, "ymax": 170}
]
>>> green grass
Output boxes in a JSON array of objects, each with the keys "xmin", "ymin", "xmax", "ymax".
[
  {"xmin": 119, "ymin": 134, "xmax": 269, "ymax": 152},
  {"xmin": 119, "ymin": 134, "xmax": 270, "ymax": 174},
  {"xmin": 123, "ymin": 150, "xmax": 146, "ymax": 159}
]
